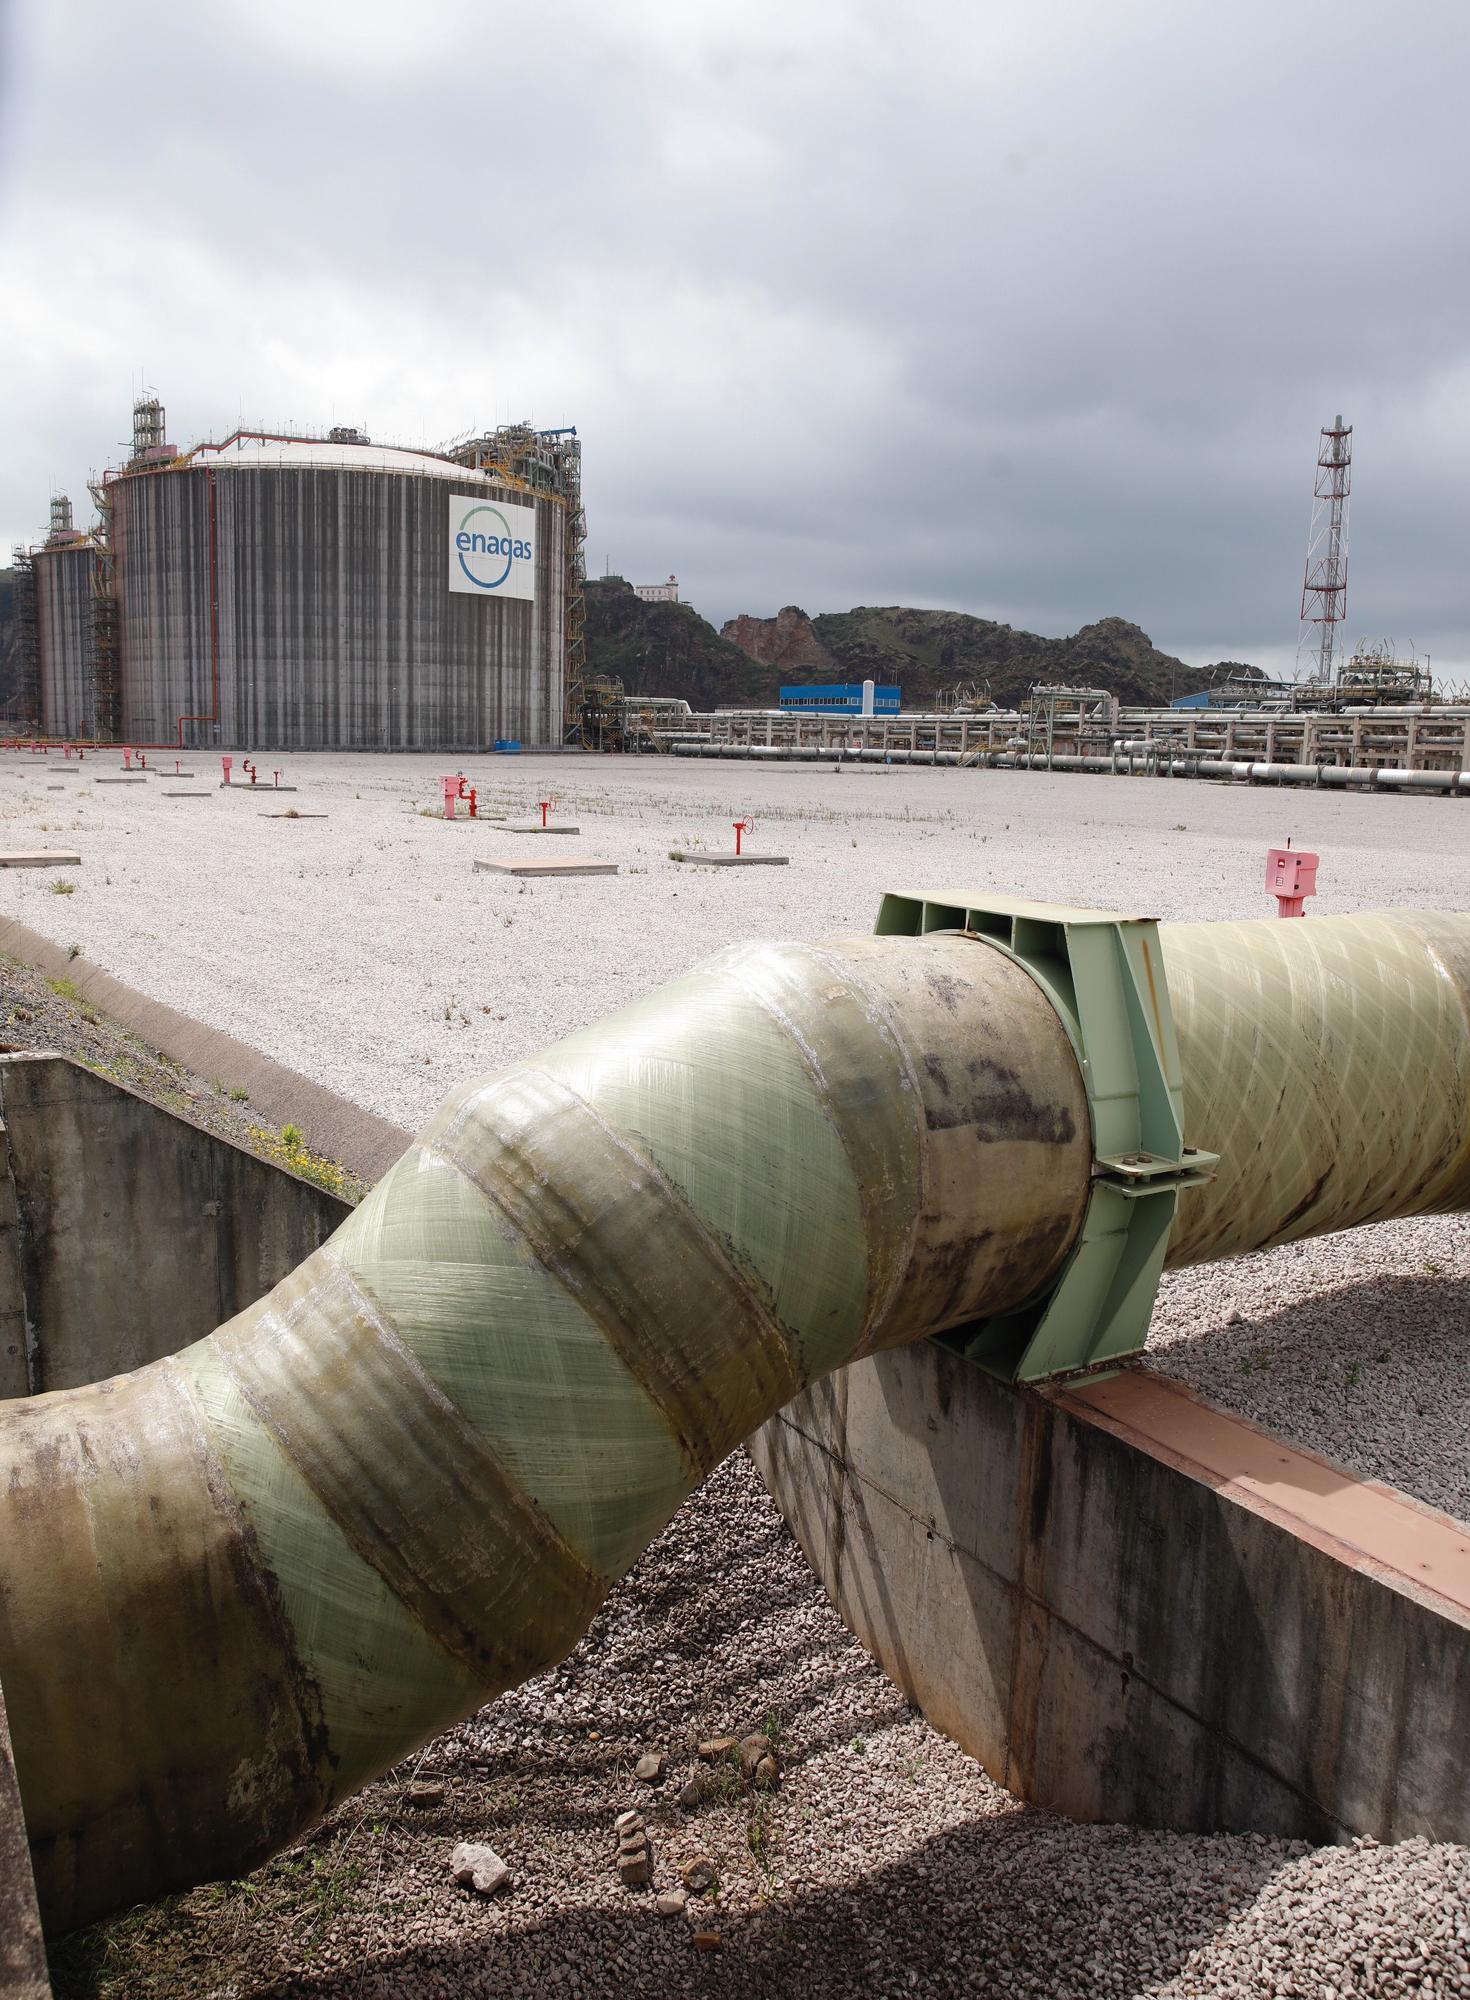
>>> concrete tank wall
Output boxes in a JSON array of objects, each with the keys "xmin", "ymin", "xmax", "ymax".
[
  {"xmin": 112, "ymin": 463, "xmax": 566, "ymax": 750},
  {"xmin": 32, "ymin": 545, "xmax": 96, "ymax": 740}
]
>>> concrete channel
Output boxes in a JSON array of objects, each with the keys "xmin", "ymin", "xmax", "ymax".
[{"xmin": 1, "ymin": 1028, "xmax": 1466, "ymax": 1978}]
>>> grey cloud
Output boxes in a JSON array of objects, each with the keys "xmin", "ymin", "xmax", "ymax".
[{"xmin": 2, "ymin": 0, "xmax": 1468, "ymax": 674}]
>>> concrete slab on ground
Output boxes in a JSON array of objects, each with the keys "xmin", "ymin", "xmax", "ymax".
[
  {"xmin": 95, "ymin": 777, "xmax": 146, "ymax": 785},
  {"xmin": 503, "ymin": 820, "xmax": 580, "ymax": 834},
  {"xmin": 163, "ymin": 792, "xmax": 213, "ymax": 799},
  {"xmin": 670, "ymin": 849, "xmax": 789, "ymax": 866},
  {"xmin": 474, "ymin": 855, "xmax": 618, "ymax": 878},
  {"xmin": 0, "ymin": 853, "xmax": 80, "ymax": 869}
]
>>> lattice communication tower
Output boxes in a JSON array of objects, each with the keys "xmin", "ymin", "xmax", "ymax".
[{"xmin": 1296, "ymin": 415, "xmax": 1352, "ymax": 684}]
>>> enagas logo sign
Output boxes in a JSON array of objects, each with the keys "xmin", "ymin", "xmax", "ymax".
[{"xmin": 448, "ymin": 492, "xmax": 536, "ymax": 600}]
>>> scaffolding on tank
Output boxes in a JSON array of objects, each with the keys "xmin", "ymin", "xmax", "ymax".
[
  {"xmin": 87, "ymin": 473, "xmax": 120, "ymax": 740},
  {"xmin": 5, "ymin": 550, "xmax": 40, "ymax": 732}
]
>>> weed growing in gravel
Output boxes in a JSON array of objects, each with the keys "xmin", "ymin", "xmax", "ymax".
[
  {"xmin": 66, "ymin": 942, "xmax": 80, "ymax": 960},
  {"xmin": 227, "ymin": 1085, "xmax": 249, "ymax": 1103},
  {"xmin": 49, "ymin": 878, "xmax": 76, "ymax": 896},
  {"xmin": 281, "ymin": 1123, "xmax": 303, "ymax": 1148},
  {"xmin": 698, "ymin": 1758, "xmax": 744, "ymax": 1806},
  {"xmin": 1346, "ymin": 1359, "xmax": 1362, "ymax": 1389},
  {"xmin": 747, "ymin": 1791, "xmax": 778, "ymax": 1875},
  {"xmin": 46, "ymin": 975, "xmax": 79, "ymax": 1003}
]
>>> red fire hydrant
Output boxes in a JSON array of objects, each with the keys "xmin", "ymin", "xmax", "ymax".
[
  {"xmin": 1266, "ymin": 844, "xmax": 1318, "ymax": 918},
  {"xmin": 732, "ymin": 817, "xmax": 754, "ymax": 857},
  {"xmin": 538, "ymin": 799, "xmax": 553, "ymax": 827},
  {"xmin": 457, "ymin": 776, "xmax": 477, "ymax": 818}
]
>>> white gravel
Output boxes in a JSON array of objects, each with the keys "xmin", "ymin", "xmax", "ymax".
[
  {"xmin": 2, "ymin": 749, "xmax": 1465, "ymax": 1513},
  {"xmin": 6, "ymin": 749, "xmax": 1470, "ymax": 1996}
]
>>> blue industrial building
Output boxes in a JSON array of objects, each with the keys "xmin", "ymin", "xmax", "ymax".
[{"xmin": 779, "ymin": 682, "xmax": 901, "ymax": 714}]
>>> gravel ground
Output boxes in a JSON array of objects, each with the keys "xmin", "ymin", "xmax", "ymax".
[
  {"xmin": 45, "ymin": 1454, "xmax": 1470, "ymax": 2000},
  {"xmin": 4, "ymin": 749, "xmax": 1468, "ymax": 1997}
]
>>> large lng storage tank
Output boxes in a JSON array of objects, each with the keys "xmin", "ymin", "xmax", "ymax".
[
  {"xmin": 31, "ymin": 498, "xmax": 100, "ymax": 740},
  {"xmin": 107, "ymin": 426, "xmax": 576, "ymax": 750}
]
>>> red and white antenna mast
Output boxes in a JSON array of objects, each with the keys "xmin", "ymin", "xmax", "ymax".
[{"xmin": 1296, "ymin": 415, "xmax": 1352, "ymax": 684}]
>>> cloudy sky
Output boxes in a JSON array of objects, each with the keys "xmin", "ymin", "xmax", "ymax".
[{"xmin": 2, "ymin": 1, "xmax": 1467, "ymax": 677}]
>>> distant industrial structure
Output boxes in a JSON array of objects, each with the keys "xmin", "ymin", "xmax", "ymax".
[
  {"xmin": 14, "ymin": 396, "xmax": 585, "ymax": 750},
  {"xmin": 778, "ymin": 681, "xmax": 900, "ymax": 714},
  {"xmin": 1296, "ymin": 416, "xmax": 1352, "ymax": 684}
]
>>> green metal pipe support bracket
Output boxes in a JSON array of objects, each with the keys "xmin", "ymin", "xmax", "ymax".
[{"xmin": 874, "ymin": 890, "xmax": 1217, "ymax": 1382}]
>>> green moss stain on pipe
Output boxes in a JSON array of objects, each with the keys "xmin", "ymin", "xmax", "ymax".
[{"xmin": 0, "ymin": 935, "xmax": 1092, "ymax": 1932}]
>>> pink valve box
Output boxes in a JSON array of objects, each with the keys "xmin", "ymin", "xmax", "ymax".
[
  {"xmin": 1266, "ymin": 846, "xmax": 1318, "ymax": 916},
  {"xmin": 441, "ymin": 775, "xmax": 459, "ymax": 818}
]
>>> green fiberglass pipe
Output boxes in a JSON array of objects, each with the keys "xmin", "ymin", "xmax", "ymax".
[{"xmin": 4, "ymin": 905, "xmax": 1470, "ymax": 1934}]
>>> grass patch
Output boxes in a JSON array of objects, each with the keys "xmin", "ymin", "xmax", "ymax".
[
  {"xmin": 246, "ymin": 1123, "xmax": 359, "ymax": 1203},
  {"xmin": 47, "ymin": 1819, "xmax": 374, "ymax": 1997},
  {"xmin": 49, "ymin": 878, "xmax": 76, "ymax": 896}
]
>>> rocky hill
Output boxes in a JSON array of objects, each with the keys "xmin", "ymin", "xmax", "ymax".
[
  {"xmin": 720, "ymin": 605, "xmax": 1230, "ymax": 710},
  {"xmin": 1, "ymin": 566, "xmax": 1244, "ymax": 719},
  {"xmin": 583, "ymin": 579, "xmax": 772, "ymax": 710}
]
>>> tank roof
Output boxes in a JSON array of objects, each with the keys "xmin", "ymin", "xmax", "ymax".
[{"xmin": 184, "ymin": 435, "xmax": 502, "ymax": 482}]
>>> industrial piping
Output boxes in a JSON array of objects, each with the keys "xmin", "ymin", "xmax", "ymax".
[
  {"xmin": 3, "ymin": 907, "xmax": 1470, "ymax": 1934},
  {"xmin": 667, "ymin": 738, "xmax": 1470, "ymax": 790}
]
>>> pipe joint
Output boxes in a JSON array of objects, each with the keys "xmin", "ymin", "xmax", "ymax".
[{"xmin": 875, "ymin": 889, "xmax": 1216, "ymax": 1381}]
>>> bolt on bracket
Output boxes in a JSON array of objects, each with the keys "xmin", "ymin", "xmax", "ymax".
[{"xmin": 875, "ymin": 889, "xmax": 1218, "ymax": 1382}]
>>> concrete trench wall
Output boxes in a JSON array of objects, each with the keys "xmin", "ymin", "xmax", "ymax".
[
  {"xmin": 0, "ymin": 1052, "xmax": 355, "ymax": 1994},
  {"xmin": 0, "ymin": 1054, "xmax": 352, "ymax": 1397},
  {"xmin": 750, "ymin": 1338, "xmax": 1470, "ymax": 1845}
]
